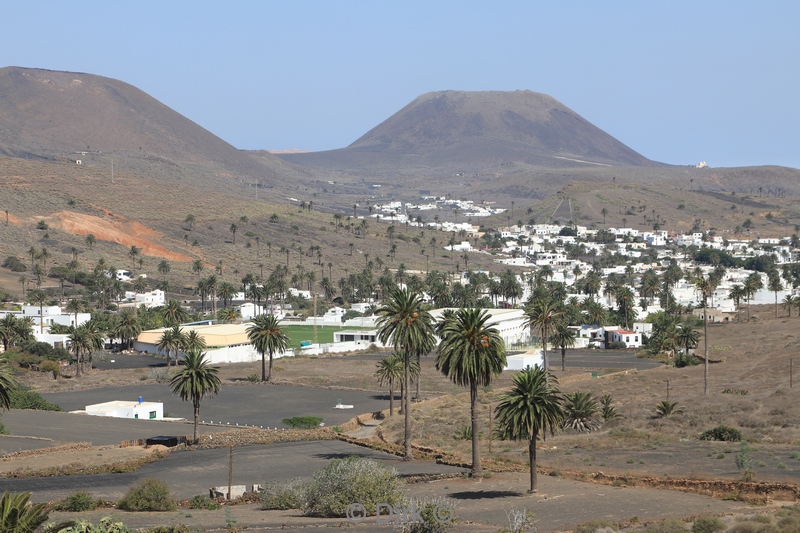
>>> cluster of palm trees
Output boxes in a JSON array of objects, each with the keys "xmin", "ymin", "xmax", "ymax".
[
  {"xmin": 156, "ymin": 326, "xmax": 207, "ymax": 366},
  {"xmin": 375, "ymin": 287, "xmax": 571, "ymax": 492}
]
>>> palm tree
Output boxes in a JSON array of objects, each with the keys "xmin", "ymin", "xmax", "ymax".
[
  {"xmin": 183, "ymin": 330, "xmax": 207, "ymax": 353},
  {"xmin": 169, "ymin": 349, "xmax": 221, "ymax": 443},
  {"xmin": 675, "ymin": 322, "xmax": 700, "ymax": 364},
  {"xmin": 161, "ymin": 299, "xmax": 189, "ymax": 327},
  {"xmin": 694, "ymin": 275, "xmax": 714, "ymax": 396},
  {"xmin": 114, "ymin": 310, "xmax": 141, "ymax": 351},
  {"xmin": 562, "ymin": 391, "xmax": 601, "ymax": 432},
  {"xmin": 157, "ymin": 259, "xmax": 171, "ymax": 279},
  {"xmin": 376, "ymin": 287, "xmax": 435, "ymax": 460},
  {"xmin": 26, "ymin": 289, "xmax": 47, "ymax": 335},
  {"xmin": 64, "ymin": 299, "xmax": 86, "ymax": 329},
  {"xmin": 768, "ymin": 271, "xmax": 783, "ymax": 318},
  {"xmin": 743, "ymin": 273, "xmax": 763, "ymax": 322},
  {"xmin": 524, "ymin": 298, "xmax": 564, "ymax": 370},
  {"xmin": 128, "ymin": 246, "xmax": 140, "ymax": 276},
  {"xmin": 192, "ymin": 259, "xmax": 204, "ymax": 276},
  {"xmin": 435, "ymin": 308, "xmax": 506, "ymax": 477},
  {"xmin": 157, "ymin": 326, "xmax": 185, "ymax": 366},
  {"xmin": 729, "ymin": 284, "xmax": 746, "ymax": 321},
  {"xmin": 0, "ymin": 491, "xmax": 51, "ymax": 532},
  {"xmin": 0, "ymin": 356, "xmax": 19, "ymax": 411},
  {"xmin": 247, "ymin": 314, "xmax": 288, "ymax": 382},
  {"xmin": 782, "ymin": 294, "xmax": 797, "ymax": 318},
  {"xmin": 494, "ymin": 366, "xmax": 564, "ymax": 493},
  {"xmin": 549, "ymin": 324, "xmax": 576, "ymax": 372},
  {"xmin": 184, "ymin": 214, "xmax": 196, "ymax": 231},
  {"xmin": 375, "ymin": 354, "xmax": 403, "ymax": 416},
  {"xmin": 229, "ymin": 223, "xmax": 238, "ymax": 244},
  {"xmin": 217, "ymin": 281, "xmax": 237, "ymax": 309}
]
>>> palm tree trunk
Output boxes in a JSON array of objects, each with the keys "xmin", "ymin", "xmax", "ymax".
[
  {"xmin": 470, "ymin": 382, "xmax": 481, "ymax": 478},
  {"xmin": 261, "ymin": 351, "xmax": 267, "ymax": 382},
  {"xmin": 403, "ymin": 350, "xmax": 412, "ymax": 460},
  {"xmin": 542, "ymin": 327, "xmax": 548, "ymax": 369},
  {"xmin": 193, "ymin": 399, "xmax": 200, "ymax": 443},
  {"xmin": 267, "ymin": 351, "xmax": 274, "ymax": 382},
  {"xmin": 561, "ymin": 346, "xmax": 566, "ymax": 372},
  {"xmin": 529, "ymin": 430, "xmax": 538, "ymax": 493},
  {"xmin": 415, "ymin": 353, "xmax": 421, "ymax": 399},
  {"xmin": 75, "ymin": 351, "xmax": 82, "ymax": 378},
  {"xmin": 389, "ymin": 381, "xmax": 394, "ymax": 416},
  {"xmin": 703, "ymin": 304, "xmax": 709, "ymax": 396}
]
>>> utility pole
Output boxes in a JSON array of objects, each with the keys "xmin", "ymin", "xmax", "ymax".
[
  {"xmin": 313, "ymin": 293, "xmax": 318, "ymax": 344},
  {"xmin": 227, "ymin": 446, "xmax": 233, "ymax": 501}
]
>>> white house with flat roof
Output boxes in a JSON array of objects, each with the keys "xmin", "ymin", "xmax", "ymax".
[{"xmin": 84, "ymin": 399, "xmax": 164, "ymax": 420}]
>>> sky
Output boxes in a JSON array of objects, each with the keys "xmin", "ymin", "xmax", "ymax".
[{"xmin": 3, "ymin": 1, "xmax": 799, "ymax": 168}]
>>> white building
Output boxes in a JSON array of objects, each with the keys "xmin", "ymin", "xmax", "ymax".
[
  {"xmin": 134, "ymin": 323, "xmax": 294, "ymax": 364},
  {"xmin": 124, "ymin": 289, "xmax": 165, "ymax": 308},
  {"xmin": 84, "ymin": 399, "xmax": 164, "ymax": 420}
]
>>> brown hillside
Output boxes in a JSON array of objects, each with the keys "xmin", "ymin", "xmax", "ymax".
[{"xmin": 0, "ymin": 66, "xmax": 306, "ymax": 193}]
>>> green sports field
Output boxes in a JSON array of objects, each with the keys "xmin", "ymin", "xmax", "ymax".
[{"xmin": 281, "ymin": 324, "xmax": 368, "ymax": 349}]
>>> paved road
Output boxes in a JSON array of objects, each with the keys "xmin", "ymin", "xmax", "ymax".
[
  {"xmin": 0, "ymin": 440, "xmax": 466, "ymax": 502},
  {"xmin": 42, "ymin": 383, "xmax": 387, "ymax": 429}
]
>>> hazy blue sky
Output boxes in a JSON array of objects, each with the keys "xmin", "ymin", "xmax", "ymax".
[{"xmin": 3, "ymin": 1, "xmax": 798, "ymax": 168}]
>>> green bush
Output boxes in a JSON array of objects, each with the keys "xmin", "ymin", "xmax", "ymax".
[
  {"xmin": 188, "ymin": 494, "xmax": 220, "ymax": 510},
  {"xmin": 2, "ymin": 256, "xmax": 26, "ymax": 272},
  {"xmin": 303, "ymin": 456, "xmax": 405, "ymax": 517},
  {"xmin": 282, "ymin": 416, "xmax": 323, "ymax": 429},
  {"xmin": 145, "ymin": 527, "xmax": 188, "ymax": 533},
  {"xmin": 699, "ymin": 425, "xmax": 742, "ymax": 442},
  {"xmin": 400, "ymin": 497, "xmax": 456, "ymax": 532},
  {"xmin": 9, "ymin": 387, "xmax": 62, "ymax": 411},
  {"xmin": 116, "ymin": 478, "xmax": 176, "ymax": 511},
  {"xmin": 691, "ymin": 516, "xmax": 727, "ymax": 533},
  {"xmin": 55, "ymin": 491, "xmax": 100, "ymax": 512},
  {"xmin": 261, "ymin": 478, "xmax": 308, "ymax": 510},
  {"xmin": 40, "ymin": 360, "xmax": 61, "ymax": 378},
  {"xmin": 48, "ymin": 516, "xmax": 133, "ymax": 532}
]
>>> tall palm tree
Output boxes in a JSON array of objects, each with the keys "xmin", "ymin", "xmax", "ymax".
[
  {"xmin": 743, "ymin": 273, "xmax": 763, "ymax": 322},
  {"xmin": 114, "ymin": 310, "xmax": 141, "ymax": 351},
  {"xmin": 694, "ymin": 275, "xmax": 714, "ymax": 396},
  {"xmin": 376, "ymin": 287, "xmax": 435, "ymax": 460},
  {"xmin": 782, "ymin": 294, "xmax": 797, "ymax": 318},
  {"xmin": 524, "ymin": 298, "xmax": 563, "ymax": 370},
  {"xmin": 729, "ymin": 284, "xmax": 745, "ymax": 322},
  {"xmin": 26, "ymin": 289, "xmax": 47, "ymax": 335},
  {"xmin": 435, "ymin": 308, "xmax": 506, "ymax": 477},
  {"xmin": 768, "ymin": 271, "xmax": 783, "ymax": 318},
  {"xmin": 157, "ymin": 259, "xmax": 171, "ymax": 279},
  {"xmin": 157, "ymin": 326, "xmax": 185, "ymax": 366},
  {"xmin": 549, "ymin": 324, "xmax": 576, "ymax": 372},
  {"xmin": 247, "ymin": 314, "xmax": 288, "ymax": 382},
  {"xmin": 675, "ymin": 322, "xmax": 700, "ymax": 364},
  {"xmin": 494, "ymin": 366, "xmax": 564, "ymax": 493},
  {"xmin": 68, "ymin": 323, "xmax": 94, "ymax": 377},
  {"xmin": 169, "ymin": 349, "xmax": 221, "ymax": 443},
  {"xmin": 375, "ymin": 354, "xmax": 403, "ymax": 416}
]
